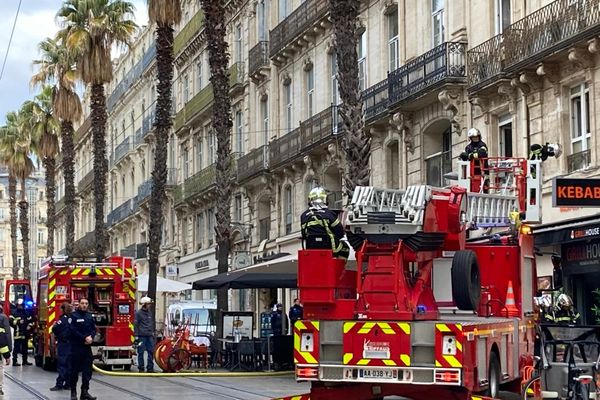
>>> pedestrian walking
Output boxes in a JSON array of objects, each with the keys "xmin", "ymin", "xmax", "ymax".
[
  {"xmin": 69, "ymin": 298, "xmax": 97, "ymax": 400},
  {"xmin": 50, "ymin": 302, "xmax": 73, "ymax": 391},
  {"xmin": 0, "ymin": 306, "xmax": 12, "ymax": 395},
  {"xmin": 134, "ymin": 296, "xmax": 156, "ymax": 373},
  {"xmin": 10, "ymin": 298, "xmax": 33, "ymax": 366}
]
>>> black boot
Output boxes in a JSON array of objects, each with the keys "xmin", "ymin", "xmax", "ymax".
[
  {"xmin": 71, "ymin": 388, "xmax": 78, "ymax": 400},
  {"xmin": 80, "ymin": 389, "xmax": 97, "ymax": 400}
]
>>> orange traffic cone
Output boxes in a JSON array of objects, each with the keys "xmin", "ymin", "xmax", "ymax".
[{"xmin": 505, "ymin": 280, "xmax": 520, "ymax": 317}]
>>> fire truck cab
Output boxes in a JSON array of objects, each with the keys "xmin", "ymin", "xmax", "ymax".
[
  {"xmin": 35, "ymin": 255, "xmax": 136, "ymax": 370},
  {"xmin": 294, "ymin": 158, "xmax": 544, "ymax": 400}
]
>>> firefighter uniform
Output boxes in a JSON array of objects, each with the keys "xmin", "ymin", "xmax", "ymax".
[
  {"xmin": 301, "ymin": 207, "xmax": 349, "ymax": 259},
  {"xmin": 51, "ymin": 312, "xmax": 72, "ymax": 390},
  {"xmin": 0, "ymin": 310, "xmax": 12, "ymax": 395},
  {"xmin": 10, "ymin": 305, "xmax": 33, "ymax": 366},
  {"xmin": 69, "ymin": 309, "xmax": 96, "ymax": 399}
]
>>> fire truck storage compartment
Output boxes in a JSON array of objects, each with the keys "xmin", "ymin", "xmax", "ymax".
[{"xmin": 298, "ymin": 249, "xmax": 356, "ymax": 320}]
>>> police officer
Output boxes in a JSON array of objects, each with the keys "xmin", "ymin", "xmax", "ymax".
[
  {"xmin": 288, "ymin": 299, "xmax": 303, "ymax": 333},
  {"xmin": 301, "ymin": 187, "xmax": 349, "ymax": 259},
  {"xmin": 69, "ymin": 298, "xmax": 97, "ymax": 400},
  {"xmin": 10, "ymin": 298, "xmax": 33, "ymax": 366},
  {"xmin": 50, "ymin": 302, "xmax": 73, "ymax": 391}
]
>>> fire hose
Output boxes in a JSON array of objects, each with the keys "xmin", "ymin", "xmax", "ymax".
[{"xmin": 92, "ymin": 364, "xmax": 293, "ymax": 377}]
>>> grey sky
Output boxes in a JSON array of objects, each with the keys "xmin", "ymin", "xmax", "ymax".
[{"xmin": 0, "ymin": 0, "xmax": 149, "ymax": 125}]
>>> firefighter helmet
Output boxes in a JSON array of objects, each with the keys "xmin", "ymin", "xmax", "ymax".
[
  {"xmin": 308, "ymin": 187, "xmax": 328, "ymax": 205},
  {"xmin": 140, "ymin": 296, "xmax": 154, "ymax": 305},
  {"xmin": 557, "ymin": 293, "xmax": 573, "ymax": 310},
  {"xmin": 467, "ymin": 127, "xmax": 482, "ymax": 139}
]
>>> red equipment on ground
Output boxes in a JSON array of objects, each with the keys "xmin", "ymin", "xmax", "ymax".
[
  {"xmin": 32, "ymin": 256, "xmax": 136, "ymax": 370},
  {"xmin": 293, "ymin": 158, "xmax": 543, "ymax": 400}
]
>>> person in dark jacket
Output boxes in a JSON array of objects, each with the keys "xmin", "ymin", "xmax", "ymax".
[
  {"xmin": 460, "ymin": 128, "xmax": 488, "ymax": 162},
  {"xmin": 301, "ymin": 187, "xmax": 349, "ymax": 259},
  {"xmin": 134, "ymin": 296, "xmax": 155, "ymax": 373},
  {"xmin": 50, "ymin": 302, "xmax": 73, "ymax": 391},
  {"xmin": 10, "ymin": 298, "xmax": 33, "ymax": 366},
  {"xmin": 270, "ymin": 304, "xmax": 283, "ymax": 336},
  {"xmin": 0, "ymin": 307, "xmax": 12, "ymax": 395},
  {"xmin": 69, "ymin": 298, "xmax": 97, "ymax": 400},
  {"xmin": 288, "ymin": 299, "xmax": 303, "ymax": 333}
]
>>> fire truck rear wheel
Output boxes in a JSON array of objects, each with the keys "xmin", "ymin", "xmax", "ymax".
[
  {"xmin": 486, "ymin": 352, "xmax": 501, "ymax": 398},
  {"xmin": 451, "ymin": 250, "xmax": 481, "ymax": 310}
]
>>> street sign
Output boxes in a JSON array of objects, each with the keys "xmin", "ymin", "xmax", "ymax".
[{"xmin": 552, "ymin": 178, "xmax": 600, "ymax": 207}]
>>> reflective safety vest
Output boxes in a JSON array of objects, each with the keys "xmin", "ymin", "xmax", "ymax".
[
  {"xmin": 0, "ymin": 327, "xmax": 10, "ymax": 355},
  {"xmin": 301, "ymin": 208, "xmax": 346, "ymax": 257}
]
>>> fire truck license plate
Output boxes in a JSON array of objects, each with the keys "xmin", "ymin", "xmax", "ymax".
[{"xmin": 358, "ymin": 368, "xmax": 397, "ymax": 380}]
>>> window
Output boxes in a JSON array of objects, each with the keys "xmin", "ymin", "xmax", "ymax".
[
  {"xmin": 261, "ymin": 98, "xmax": 269, "ymax": 144},
  {"xmin": 196, "ymin": 212, "xmax": 204, "ymax": 250},
  {"xmin": 387, "ymin": 8, "xmax": 399, "ymax": 71},
  {"xmin": 38, "ymin": 231, "xmax": 44, "ymax": 245},
  {"xmin": 196, "ymin": 60, "xmax": 203, "ymax": 90},
  {"xmin": 358, "ymin": 32, "xmax": 367, "ymax": 90},
  {"xmin": 432, "ymin": 0, "xmax": 444, "ymax": 47},
  {"xmin": 235, "ymin": 24, "xmax": 243, "ymax": 63},
  {"xmin": 17, "ymin": 256, "xmax": 22, "ymax": 269},
  {"xmin": 207, "ymin": 208, "xmax": 215, "ymax": 246},
  {"xmin": 570, "ymin": 83, "xmax": 591, "ymax": 171},
  {"xmin": 0, "ymin": 208, "xmax": 4, "ymax": 220},
  {"xmin": 183, "ymin": 146, "xmax": 190, "ymax": 179},
  {"xmin": 121, "ymin": 176, "xmax": 126, "ymax": 198},
  {"xmin": 131, "ymin": 110, "xmax": 135, "ymax": 135},
  {"xmin": 257, "ymin": 0, "xmax": 267, "ymax": 40},
  {"xmin": 425, "ymin": 127, "xmax": 452, "ymax": 187},
  {"xmin": 235, "ymin": 111, "xmax": 244, "ymax": 153},
  {"xmin": 183, "ymin": 74, "xmax": 190, "ymax": 103},
  {"xmin": 284, "ymin": 186, "xmax": 293, "ymax": 235},
  {"xmin": 207, "ymin": 128, "xmax": 215, "ymax": 164},
  {"xmin": 498, "ymin": 114, "xmax": 513, "ymax": 157},
  {"xmin": 234, "ymin": 194, "xmax": 242, "ymax": 222},
  {"xmin": 331, "ymin": 53, "xmax": 340, "ymax": 106},
  {"xmin": 285, "ymin": 83, "xmax": 293, "ymax": 132},
  {"xmin": 196, "ymin": 137, "xmax": 203, "ymax": 171},
  {"xmin": 279, "ymin": 0, "xmax": 291, "ymax": 21},
  {"xmin": 495, "ymin": 0, "xmax": 511, "ymax": 34},
  {"xmin": 306, "ymin": 68, "xmax": 314, "ymax": 117},
  {"xmin": 0, "ymin": 229, "xmax": 3, "ymax": 241}
]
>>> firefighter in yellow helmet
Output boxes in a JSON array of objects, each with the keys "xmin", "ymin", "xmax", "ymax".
[{"xmin": 301, "ymin": 187, "xmax": 349, "ymax": 259}]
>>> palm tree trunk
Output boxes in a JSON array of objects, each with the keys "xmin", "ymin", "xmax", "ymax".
[
  {"xmin": 43, "ymin": 157, "xmax": 56, "ymax": 256},
  {"xmin": 90, "ymin": 84, "xmax": 108, "ymax": 259},
  {"xmin": 62, "ymin": 120, "xmax": 76, "ymax": 255},
  {"xmin": 147, "ymin": 24, "xmax": 175, "ymax": 328},
  {"xmin": 8, "ymin": 174, "xmax": 18, "ymax": 279},
  {"xmin": 201, "ymin": 0, "xmax": 233, "ymax": 339},
  {"xmin": 19, "ymin": 178, "xmax": 30, "ymax": 280},
  {"xmin": 329, "ymin": 0, "xmax": 371, "ymax": 195}
]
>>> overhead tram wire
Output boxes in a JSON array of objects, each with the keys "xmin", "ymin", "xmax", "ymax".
[{"xmin": 0, "ymin": 0, "xmax": 23, "ymax": 81}]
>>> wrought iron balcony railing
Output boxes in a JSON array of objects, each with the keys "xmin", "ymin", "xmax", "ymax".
[
  {"xmin": 55, "ymin": 197, "xmax": 66, "ymax": 213},
  {"xmin": 237, "ymin": 145, "xmax": 269, "ymax": 183},
  {"xmin": 111, "ymin": 136, "xmax": 132, "ymax": 167},
  {"xmin": 174, "ymin": 9, "xmax": 204, "ymax": 55},
  {"xmin": 425, "ymin": 151, "xmax": 453, "ymax": 187},
  {"xmin": 269, "ymin": 128, "xmax": 301, "ymax": 169},
  {"xmin": 107, "ymin": 198, "xmax": 135, "ymax": 226},
  {"xmin": 300, "ymin": 105, "xmax": 340, "ymax": 151},
  {"xmin": 249, "ymin": 41, "xmax": 269, "ymax": 77},
  {"xmin": 269, "ymin": 0, "xmax": 328, "ymax": 58},
  {"xmin": 142, "ymin": 43, "xmax": 156, "ymax": 71},
  {"xmin": 73, "ymin": 231, "xmax": 95, "ymax": 256},
  {"xmin": 504, "ymin": 0, "xmax": 600, "ymax": 72},
  {"xmin": 388, "ymin": 41, "xmax": 466, "ymax": 107},
  {"xmin": 363, "ymin": 79, "xmax": 389, "ymax": 122},
  {"xmin": 142, "ymin": 108, "xmax": 156, "ymax": 139},
  {"xmin": 184, "ymin": 163, "xmax": 216, "ymax": 200},
  {"xmin": 567, "ymin": 149, "xmax": 592, "ymax": 172},
  {"xmin": 135, "ymin": 168, "xmax": 178, "ymax": 206},
  {"xmin": 467, "ymin": 34, "xmax": 506, "ymax": 90},
  {"xmin": 230, "ymin": 62, "xmax": 245, "ymax": 93},
  {"xmin": 74, "ymin": 117, "xmax": 91, "ymax": 144},
  {"xmin": 77, "ymin": 170, "xmax": 94, "ymax": 193}
]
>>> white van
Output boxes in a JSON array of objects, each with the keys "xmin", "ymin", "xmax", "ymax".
[{"xmin": 166, "ymin": 300, "xmax": 217, "ymax": 337}]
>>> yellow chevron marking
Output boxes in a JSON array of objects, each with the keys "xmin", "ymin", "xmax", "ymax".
[
  {"xmin": 343, "ymin": 322, "xmax": 356, "ymax": 334},
  {"xmin": 436, "ymin": 324, "xmax": 451, "ymax": 333},
  {"xmin": 400, "ymin": 354, "xmax": 411, "ymax": 366},
  {"xmin": 299, "ymin": 351, "xmax": 317, "ymax": 364},
  {"xmin": 48, "ymin": 291, "xmax": 55, "ymax": 301},
  {"xmin": 442, "ymin": 355, "xmax": 462, "ymax": 368},
  {"xmin": 472, "ymin": 397, "xmax": 484, "ymax": 400},
  {"xmin": 60, "ymin": 270, "xmax": 69, "ymax": 275},
  {"xmin": 455, "ymin": 324, "xmax": 463, "ymax": 331},
  {"xmin": 95, "ymin": 269, "xmax": 103, "ymax": 276},
  {"xmin": 312, "ymin": 321, "xmax": 319, "ymax": 331},
  {"xmin": 48, "ymin": 312, "xmax": 56, "ymax": 323},
  {"xmin": 105, "ymin": 268, "xmax": 114, "ymax": 275},
  {"xmin": 356, "ymin": 359, "xmax": 370, "ymax": 366},
  {"xmin": 456, "ymin": 340, "xmax": 463, "ymax": 352},
  {"xmin": 72, "ymin": 268, "xmax": 82, "ymax": 276},
  {"xmin": 116, "ymin": 268, "xmax": 123, "ymax": 275},
  {"xmin": 48, "ymin": 279, "xmax": 56, "ymax": 290},
  {"xmin": 126, "ymin": 268, "xmax": 133, "ymax": 276},
  {"xmin": 397, "ymin": 323, "xmax": 410, "ymax": 334},
  {"xmin": 128, "ymin": 290, "xmax": 135, "ymax": 299},
  {"xmin": 82, "ymin": 269, "xmax": 90, "ymax": 275},
  {"xmin": 377, "ymin": 323, "xmax": 395, "ymax": 335},
  {"xmin": 436, "ymin": 360, "xmax": 442, "ymax": 367},
  {"xmin": 294, "ymin": 331, "xmax": 300, "ymax": 351},
  {"xmin": 357, "ymin": 322, "xmax": 375, "ymax": 334},
  {"xmin": 382, "ymin": 359, "xmax": 396, "ymax": 366},
  {"xmin": 343, "ymin": 353, "xmax": 353, "ymax": 364},
  {"xmin": 294, "ymin": 357, "xmax": 299, "ymax": 364},
  {"xmin": 129, "ymin": 280, "xmax": 136, "ymax": 289},
  {"xmin": 295, "ymin": 321, "xmax": 307, "ymax": 331}
]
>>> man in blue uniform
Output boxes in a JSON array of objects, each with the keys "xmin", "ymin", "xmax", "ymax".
[
  {"xmin": 10, "ymin": 298, "xmax": 33, "ymax": 366},
  {"xmin": 50, "ymin": 302, "xmax": 73, "ymax": 391},
  {"xmin": 69, "ymin": 298, "xmax": 97, "ymax": 400}
]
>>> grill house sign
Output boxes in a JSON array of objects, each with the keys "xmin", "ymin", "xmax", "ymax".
[{"xmin": 563, "ymin": 239, "xmax": 600, "ymax": 267}]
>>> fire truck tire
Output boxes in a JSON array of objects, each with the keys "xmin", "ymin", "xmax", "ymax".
[
  {"xmin": 486, "ymin": 352, "xmax": 501, "ymax": 398},
  {"xmin": 451, "ymin": 250, "xmax": 481, "ymax": 310}
]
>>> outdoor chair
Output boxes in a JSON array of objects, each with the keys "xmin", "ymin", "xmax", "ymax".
[{"xmin": 237, "ymin": 339, "xmax": 256, "ymax": 371}]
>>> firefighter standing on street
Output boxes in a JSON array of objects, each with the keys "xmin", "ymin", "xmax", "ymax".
[
  {"xmin": 301, "ymin": 187, "xmax": 349, "ymax": 259},
  {"xmin": 69, "ymin": 298, "xmax": 97, "ymax": 400},
  {"xmin": 10, "ymin": 298, "xmax": 33, "ymax": 366},
  {"xmin": 50, "ymin": 302, "xmax": 73, "ymax": 391},
  {"xmin": 0, "ymin": 306, "xmax": 12, "ymax": 395},
  {"xmin": 134, "ymin": 296, "xmax": 156, "ymax": 373}
]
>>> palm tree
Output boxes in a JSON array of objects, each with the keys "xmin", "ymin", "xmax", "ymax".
[
  {"xmin": 146, "ymin": 0, "xmax": 181, "ymax": 331},
  {"xmin": 200, "ymin": 0, "xmax": 233, "ymax": 337},
  {"xmin": 29, "ymin": 86, "xmax": 60, "ymax": 256},
  {"xmin": 32, "ymin": 36, "xmax": 83, "ymax": 255},
  {"xmin": 0, "ymin": 112, "xmax": 22, "ymax": 279},
  {"xmin": 329, "ymin": 0, "xmax": 371, "ymax": 194},
  {"xmin": 58, "ymin": 0, "xmax": 137, "ymax": 259}
]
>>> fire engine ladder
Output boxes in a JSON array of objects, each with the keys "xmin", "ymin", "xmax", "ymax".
[{"xmin": 465, "ymin": 193, "xmax": 519, "ymax": 228}]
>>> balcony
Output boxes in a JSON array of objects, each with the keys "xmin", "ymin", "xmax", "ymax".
[
  {"xmin": 72, "ymin": 231, "xmax": 95, "ymax": 256},
  {"xmin": 269, "ymin": 128, "xmax": 301, "ymax": 169},
  {"xmin": 111, "ymin": 137, "xmax": 132, "ymax": 167},
  {"xmin": 230, "ymin": 62, "xmax": 245, "ymax": 95},
  {"xmin": 388, "ymin": 41, "xmax": 466, "ymax": 109},
  {"xmin": 183, "ymin": 163, "xmax": 218, "ymax": 200},
  {"xmin": 425, "ymin": 151, "xmax": 453, "ymax": 187},
  {"xmin": 142, "ymin": 43, "xmax": 156, "ymax": 71},
  {"xmin": 567, "ymin": 149, "xmax": 592, "ymax": 173},
  {"xmin": 174, "ymin": 9, "xmax": 204, "ymax": 57},
  {"xmin": 363, "ymin": 79, "xmax": 389, "ymax": 123},
  {"xmin": 135, "ymin": 168, "xmax": 178, "ymax": 206},
  {"xmin": 237, "ymin": 145, "xmax": 269, "ymax": 183},
  {"xmin": 173, "ymin": 185, "xmax": 183, "ymax": 205},
  {"xmin": 55, "ymin": 197, "xmax": 66, "ymax": 213},
  {"xmin": 300, "ymin": 105, "xmax": 340, "ymax": 152},
  {"xmin": 467, "ymin": 35, "xmax": 507, "ymax": 91},
  {"xmin": 78, "ymin": 170, "xmax": 94, "ymax": 193},
  {"xmin": 141, "ymin": 108, "xmax": 156, "ymax": 141},
  {"xmin": 107, "ymin": 198, "xmax": 135, "ymax": 227},
  {"xmin": 269, "ymin": 0, "xmax": 329, "ymax": 62},
  {"xmin": 249, "ymin": 41, "xmax": 269, "ymax": 81},
  {"xmin": 74, "ymin": 117, "xmax": 91, "ymax": 144}
]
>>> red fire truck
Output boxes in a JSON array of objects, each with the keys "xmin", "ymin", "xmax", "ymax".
[
  {"xmin": 293, "ymin": 158, "xmax": 546, "ymax": 400},
  {"xmin": 24, "ymin": 256, "xmax": 137, "ymax": 370}
]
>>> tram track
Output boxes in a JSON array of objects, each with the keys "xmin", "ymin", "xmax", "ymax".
[
  {"xmin": 155, "ymin": 376, "xmax": 268, "ymax": 400},
  {"xmin": 5, "ymin": 371, "xmax": 51, "ymax": 400},
  {"xmin": 91, "ymin": 376, "xmax": 154, "ymax": 400}
]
